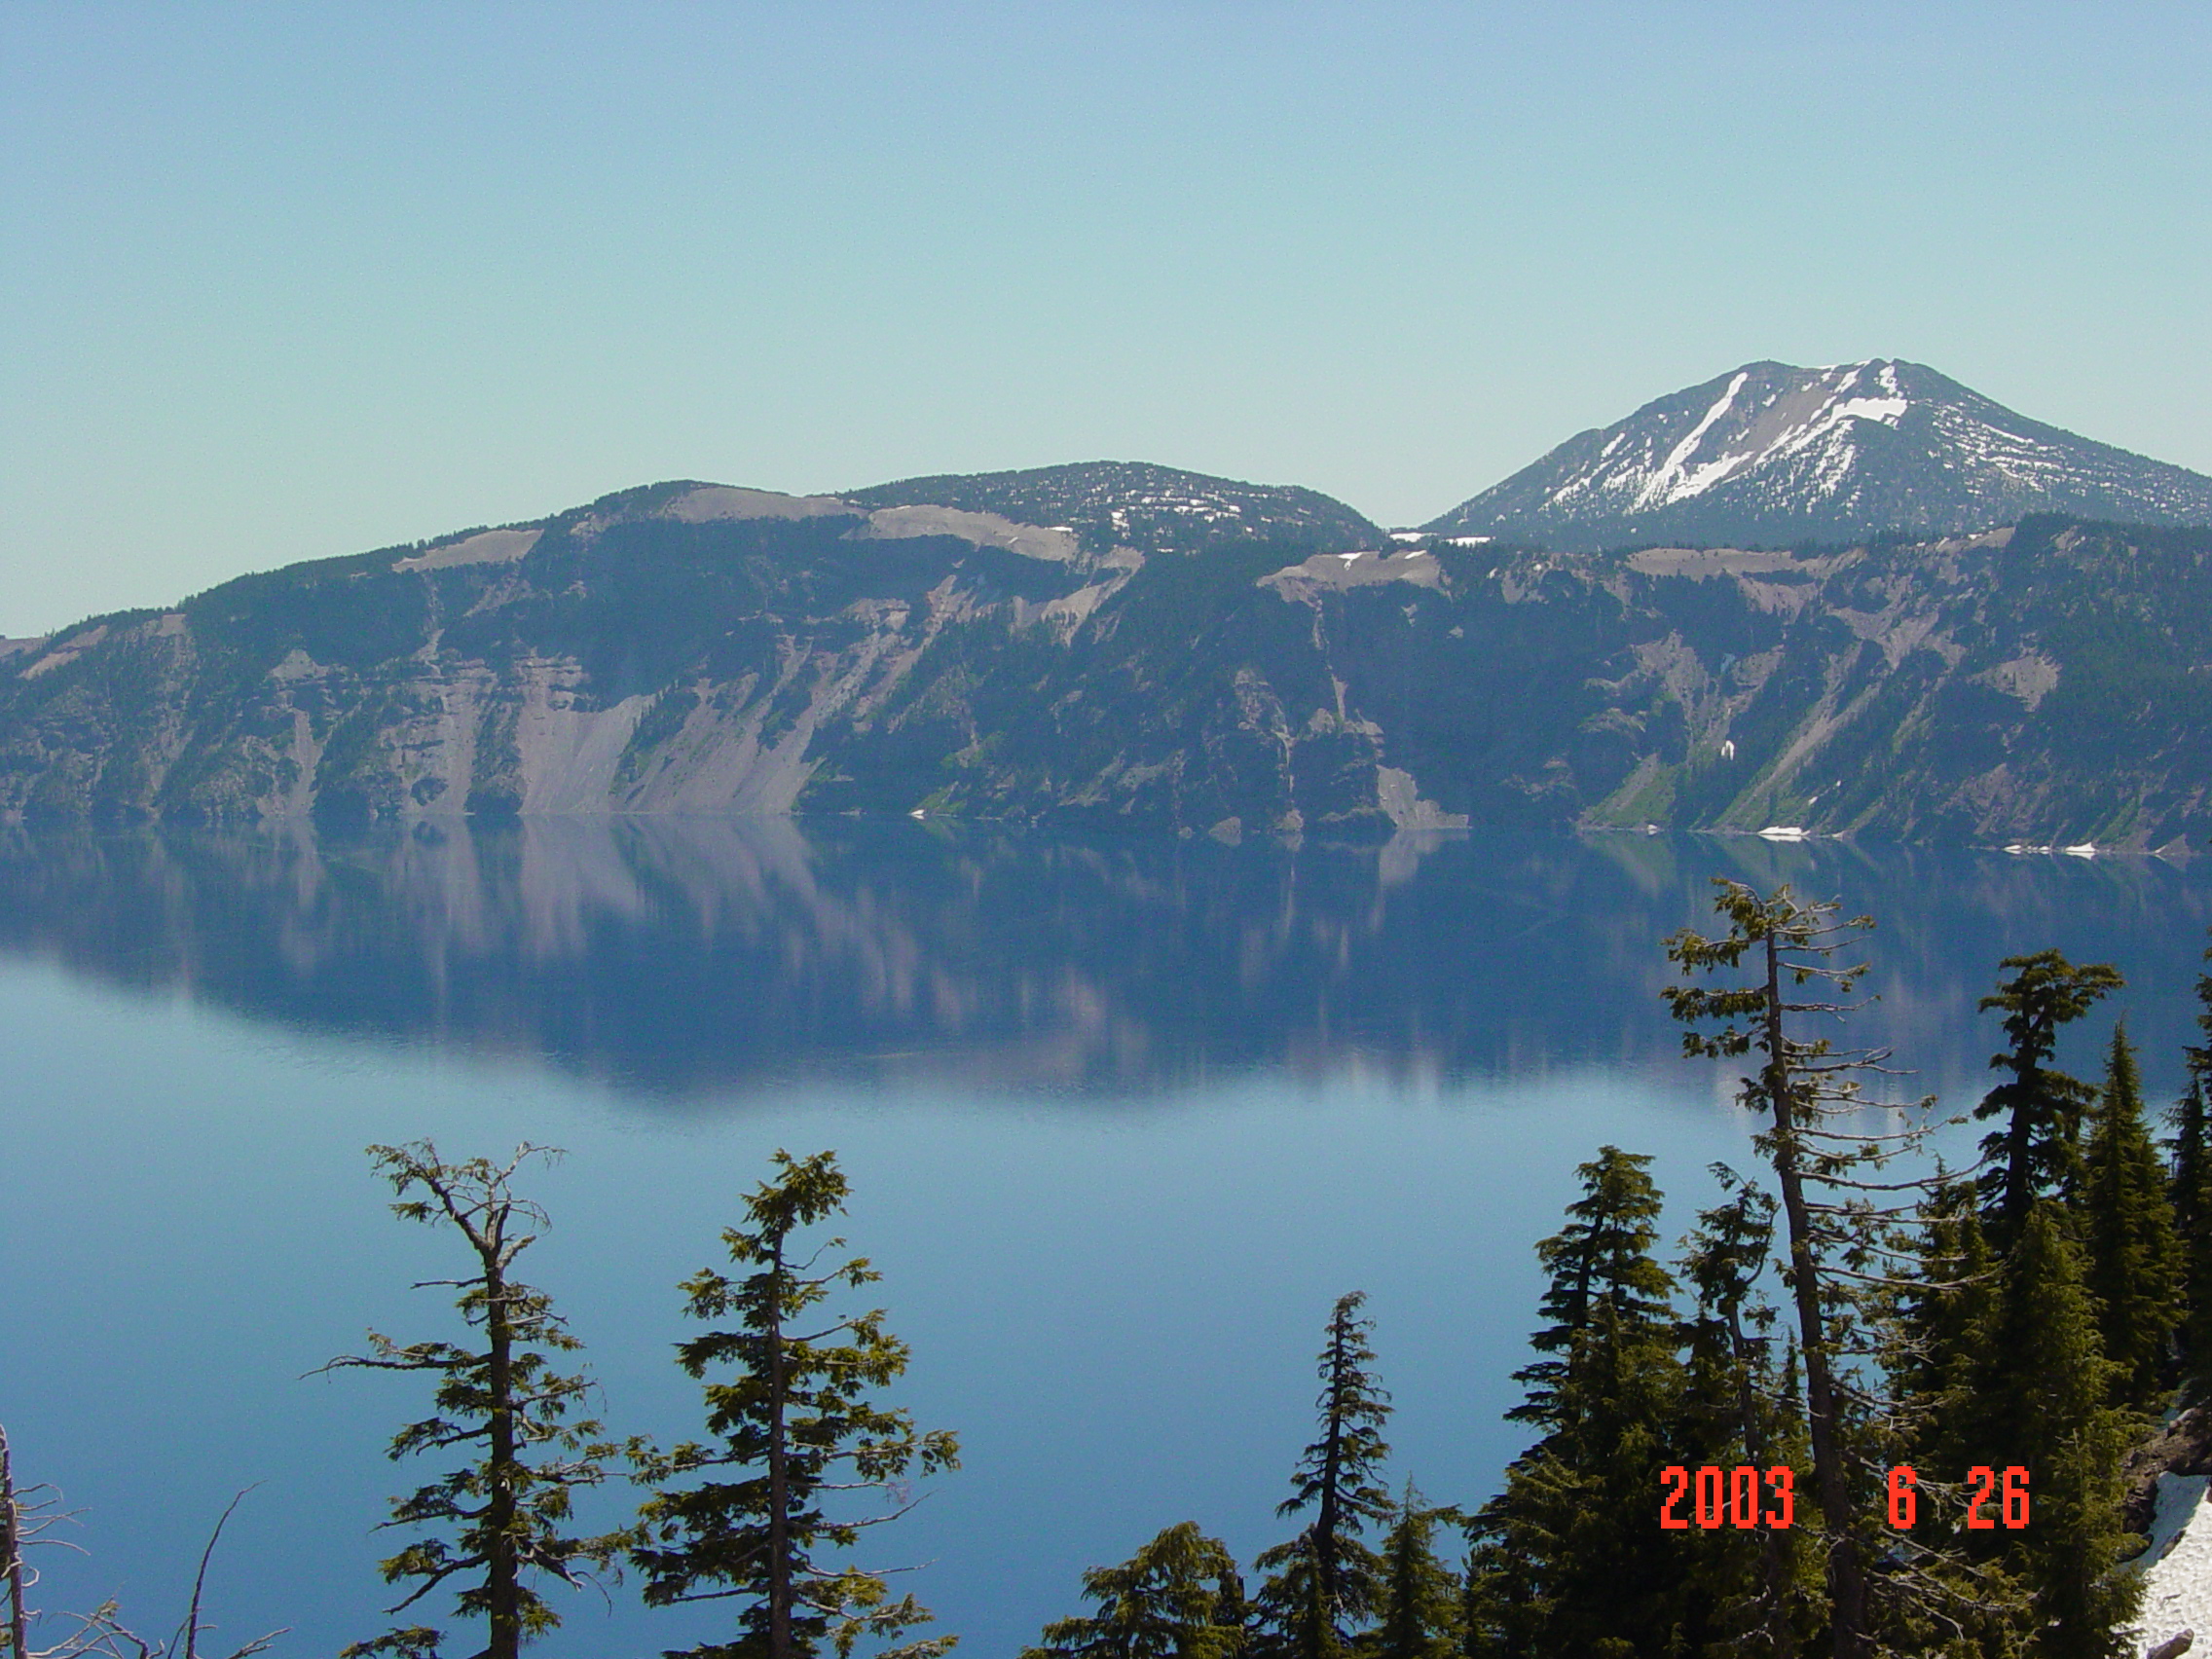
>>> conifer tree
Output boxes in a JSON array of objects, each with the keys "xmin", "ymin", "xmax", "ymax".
[
  {"xmin": 2174, "ymin": 936, "xmax": 2212, "ymax": 1389},
  {"xmin": 1472, "ymin": 1147, "xmax": 1695, "ymax": 1659},
  {"xmin": 631, "ymin": 1150, "xmax": 958, "ymax": 1659},
  {"xmin": 1677, "ymin": 1171, "xmax": 1810, "ymax": 1658},
  {"xmin": 1357, "ymin": 1484, "xmax": 1458, "ymax": 1659},
  {"xmin": 2081, "ymin": 1022, "xmax": 2183, "ymax": 1409},
  {"xmin": 1020, "ymin": 1524, "xmax": 1247, "ymax": 1659},
  {"xmin": 1954, "ymin": 1205, "xmax": 2139, "ymax": 1658},
  {"xmin": 1506, "ymin": 1147, "xmax": 1677, "ymax": 1437},
  {"xmin": 1973, "ymin": 951, "xmax": 2123, "ymax": 1240},
  {"xmin": 1664, "ymin": 883, "xmax": 1942, "ymax": 1659},
  {"xmin": 323, "ymin": 1142, "xmax": 616, "ymax": 1659},
  {"xmin": 1253, "ymin": 1294, "xmax": 1392, "ymax": 1658},
  {"xmin": 2167, "ymin": 1078, "xmax": 2212, "ymax": 1391},
  {"xmin": 1870, "ymin": 1178, "xmax": 2046, "ymax": 1657},
  {"xmin": 1891, "ymin": 1179, "xmax": 1997, "ymax": 1475}
]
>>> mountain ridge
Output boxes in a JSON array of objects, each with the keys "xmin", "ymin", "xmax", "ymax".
[
  {"xmin": 1424, "ymin": 358, "xmax": 2212, "ymax": 551},
  {"xmin": 4, "ymin": 387, "xmax": 2210, "ymax": 848}
]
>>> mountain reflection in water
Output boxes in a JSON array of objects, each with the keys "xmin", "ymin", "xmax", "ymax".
[{"xmin": 1, "ymin": 819, "xmax": 2204, "ymax": 1102}]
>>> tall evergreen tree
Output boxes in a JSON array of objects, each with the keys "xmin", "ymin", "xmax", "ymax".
[
  {"xmin": 631, "ymin": 1150, "xmax": 958, "ymax": 1659},
  {"xmin": 1954, "ymin": 1205, "xmax": 2139, "ymax": 1658},
  {"xmin": 1973, "ymin": 951, "xmax": 2123, "ymax": 1240},
  {"xmin": 2175, "ymin": 936, "xmax": 2212, "ymax": 1390},
  {"xmin": 1020, "ymin": 1523, "xmax": 1247, "ymax": 1659},
  {"xmin": 1357, "ymin": 1484, "xmax": 1458, "ymax": 1659},
  {"xmin": 1664, "ymin": 884, "xmax": 1937, "ymax": 1659},
  {"xmin": 1507, "ymin": 1147, "xmax": 1677, "ymax": 1437},
  {"xmin": 1891, "ymin": 1178, "xmax": 1998, "ymax": 1475},
  {"xmin": 1872, "ymin": 1178, "xmax": 2046, "ymax": 1657},
  {"xmin": 1678, "ymin": 1170, "xmax": 1810, "ymax": 1659},
  {"xmin": 2167, "ymin": 1077, "xmax": 2212, "ymax": 1393},
  {"xmin": 1456, "ymin": 1534, "xmax": 1537, "ymax": 1659},
  {"xmin": 1253, "ymin": 1294, "xmax": 1393, "ymax": 1659},
  {"xmin": 2081, "ymin": 1022, "xmax": 2183, "ymax": 1409},
  {"xmin": 1472, "ymin": 1147, "xmax": 1694, "ymax": 1659},
  {"xmin": 323, "ymin": 1142, "xmax": 616, "ymax": 1659}
]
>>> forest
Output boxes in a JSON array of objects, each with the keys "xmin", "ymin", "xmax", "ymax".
[{"xmin": 4, "ymin": 879, "xmax": 2210, "ymax": 1659}]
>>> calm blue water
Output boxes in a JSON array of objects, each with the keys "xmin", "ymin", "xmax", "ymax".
[{"xmin": 1, "ymin": 821, "xmax": 2205, "ymax": 1657}]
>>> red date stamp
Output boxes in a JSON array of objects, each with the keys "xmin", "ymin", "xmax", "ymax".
[{"xmin": 1660, "ymin": 1464, "xmax": 2028, "ymax": 1530}]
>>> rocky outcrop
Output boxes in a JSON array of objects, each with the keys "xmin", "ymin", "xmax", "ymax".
[{"xmin": 3, "ymin": 468, "xmax": 2209, "ymax": 849}]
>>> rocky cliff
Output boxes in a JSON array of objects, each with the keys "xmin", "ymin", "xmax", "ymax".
[{"xmin": 3, "ymin": 467, "xmax": 2207, "ymax": 850}]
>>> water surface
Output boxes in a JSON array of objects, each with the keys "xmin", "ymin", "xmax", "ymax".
[{"xmin": 1, "ymin": 821, "xmax": 2204, "ymax": 1656}]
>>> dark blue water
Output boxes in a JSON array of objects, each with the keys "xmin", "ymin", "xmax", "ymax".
[{"xmin": 1, "ymin": 821, "xmax": 2205, "ymax": 1657}]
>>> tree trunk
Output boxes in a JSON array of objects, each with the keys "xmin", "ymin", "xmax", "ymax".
[
  {"xmin": 485, "ymin": 1241, "xmax": 520, "ymax": 1659},
  {"xmin": 1763, "ymin": 932, "xmax": 1866, "ymax": 1658},
  {"xmin": 1, "ymin": 1426, "xmax": 29, "ymax": 1659},
  {"xmin": 1313, "ymin": 1311, "xmax": 1345, "ymax": 1636}
]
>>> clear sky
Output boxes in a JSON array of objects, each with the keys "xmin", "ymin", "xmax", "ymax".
[{"xmin": 4, "ymin": 2, "xmax": 2208, "ymax": 635}]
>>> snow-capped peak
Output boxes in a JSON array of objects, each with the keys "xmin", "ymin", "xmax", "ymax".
[{"xmin": 1426, "ymin": 358, "xmax": 2212, "ymax": 551}]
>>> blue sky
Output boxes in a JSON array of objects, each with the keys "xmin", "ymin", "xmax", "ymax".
[{"xmin": 4, "ymin": 2, "xmax": 2207, "ymax": 634}]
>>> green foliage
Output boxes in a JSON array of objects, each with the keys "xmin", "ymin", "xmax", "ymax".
[
  {"xmin": 1972, "ymin": 951, "xmax": 2123, "ymax": 1240},
  {"xmin": 1507, "ymin": 1146, "xmax": 1676, "ymax": 1434},
  {"xmin": 1678, "ymin": 1171, "xmax": 1819, "ymax": 1657},
  {"xmin": 1664, "ymin": 881, "xmax": 1953, "ymax": 1659},
  {"xmin": 1355, "ymin": 1485, "xmax": 1458, "ymax": 1659},
  {"xmin": 325, "ymin": 1142, "xmax": 616, "ymax": 1659},
  {"xmin": 630, "ymin": 1149, "xmax": 958, "ymax": 1659},
  {"xmin": 2080, "ymin": 1023, "xmax": 2182, "ymax": 1409},
  {"xmin": 1474, "ymin": 1147, "xmax": 1696, "ymax": 1659},
  {"xmin": 1253, "ymin": 1294, "xmax": 1393, "ymax": 1658},
  {"xmin": 1958, "ymin": 1206, "xmax": 2140, "ymax": 1658},
  {"xmin": 2166, "ymin": 1077, "xmax": 2212, "ymax": 1393},
  {"xmin": 1020, "ymin": 1523, "xmax": 1247, "ymax": 1659}
]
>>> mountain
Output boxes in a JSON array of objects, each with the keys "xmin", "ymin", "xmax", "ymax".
[
  {"xmin": 842, "ymin": 460, "xmax": 1383, "ymax": 555},
  {"xmin": 3, "ymin": 452, "xmax": 2209, "ymax": 849},
  {"xmin": 1425, "ymin": 359, "xmax": 2212, "ymax": 551}
]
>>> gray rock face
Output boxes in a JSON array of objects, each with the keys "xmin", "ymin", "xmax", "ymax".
[
  {"xmin": 1427, "ymin": 360, "xmax": 2212, "ymax": 552},
  {"xmin": 4, "ymin": 466, "xmax": 2211, "ymax": 850}
]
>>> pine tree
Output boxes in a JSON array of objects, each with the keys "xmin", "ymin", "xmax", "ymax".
[
  {"xmin": 322, "ymin": 1142, "xmax": 616, "ymax": 1659},
  {"xmin": 1870, "ymin": 1178, "xmax": 2045, "ymax": 1657},
  {"xmin": 1973, "ymin": 951, "xmax": 2123, "ymax": 1240},
  {"xmin": 2168, "ymin": 1078, "xmax": 2212, "ymax": 1393},
  {"xmin": 2081, "ymin": 1022, "xmax": 2183, "ymax": 1409},
  {"xmin": 1891, "ymin": 1178, "xmax": 1998, "ymax": 1475},
  {"xmin": 1472, "ymin": 1147, "xmax": 1694, "ymax": 1659},
  {"xmin": 1455, "ymin": 1532, "xmax": 1535, "ymax": 1659},
  {"xmin": 1664, "ymin": 884, "xmax": 1941, "ymax": 1659},
  {"xmin": 1020, "ymin": 1523, "xmax": 1247, "ymax": 1659},
  {"xmin": 631, "ymin": 1150, "xmax": 958, "ymax": 1659},
  {"xmin": 1955, "ymin": 1205, "xmax": 2139, "ymax": 1658},
  {"xmin": 1506, "ymin": 1147, "xmax": 1676, "ymax": 1437},
  {"xmin": 1253, "ymin": 1294, "xmax": 1393, "ymax": 1658},
  {"xmin": 1677, "ymin": 1170, "xmax": 1810, "ymax": 1658},
  {"xmin": 2174, "ymin": 934, "xmax": 2212, "ymax": 1391},
  {"xmin": 1357, "ymin": 1483, "xmax": 1458, "ymax": 1659}
]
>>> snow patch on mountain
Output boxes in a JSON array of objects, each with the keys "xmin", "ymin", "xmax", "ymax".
[{"xmin": 1427, "ymin": 358, "xmax": 2212, "ymax": 550}]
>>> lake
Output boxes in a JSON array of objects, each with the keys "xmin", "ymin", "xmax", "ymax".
[{"xmin": 2, "ymin": 819, "xmax": 2206, "ymax": 1657}]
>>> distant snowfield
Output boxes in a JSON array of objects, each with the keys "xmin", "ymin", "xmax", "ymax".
[{"xmin": 2133, "ymin": 1473, "xmax": 2212, "ymax": 1655}]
